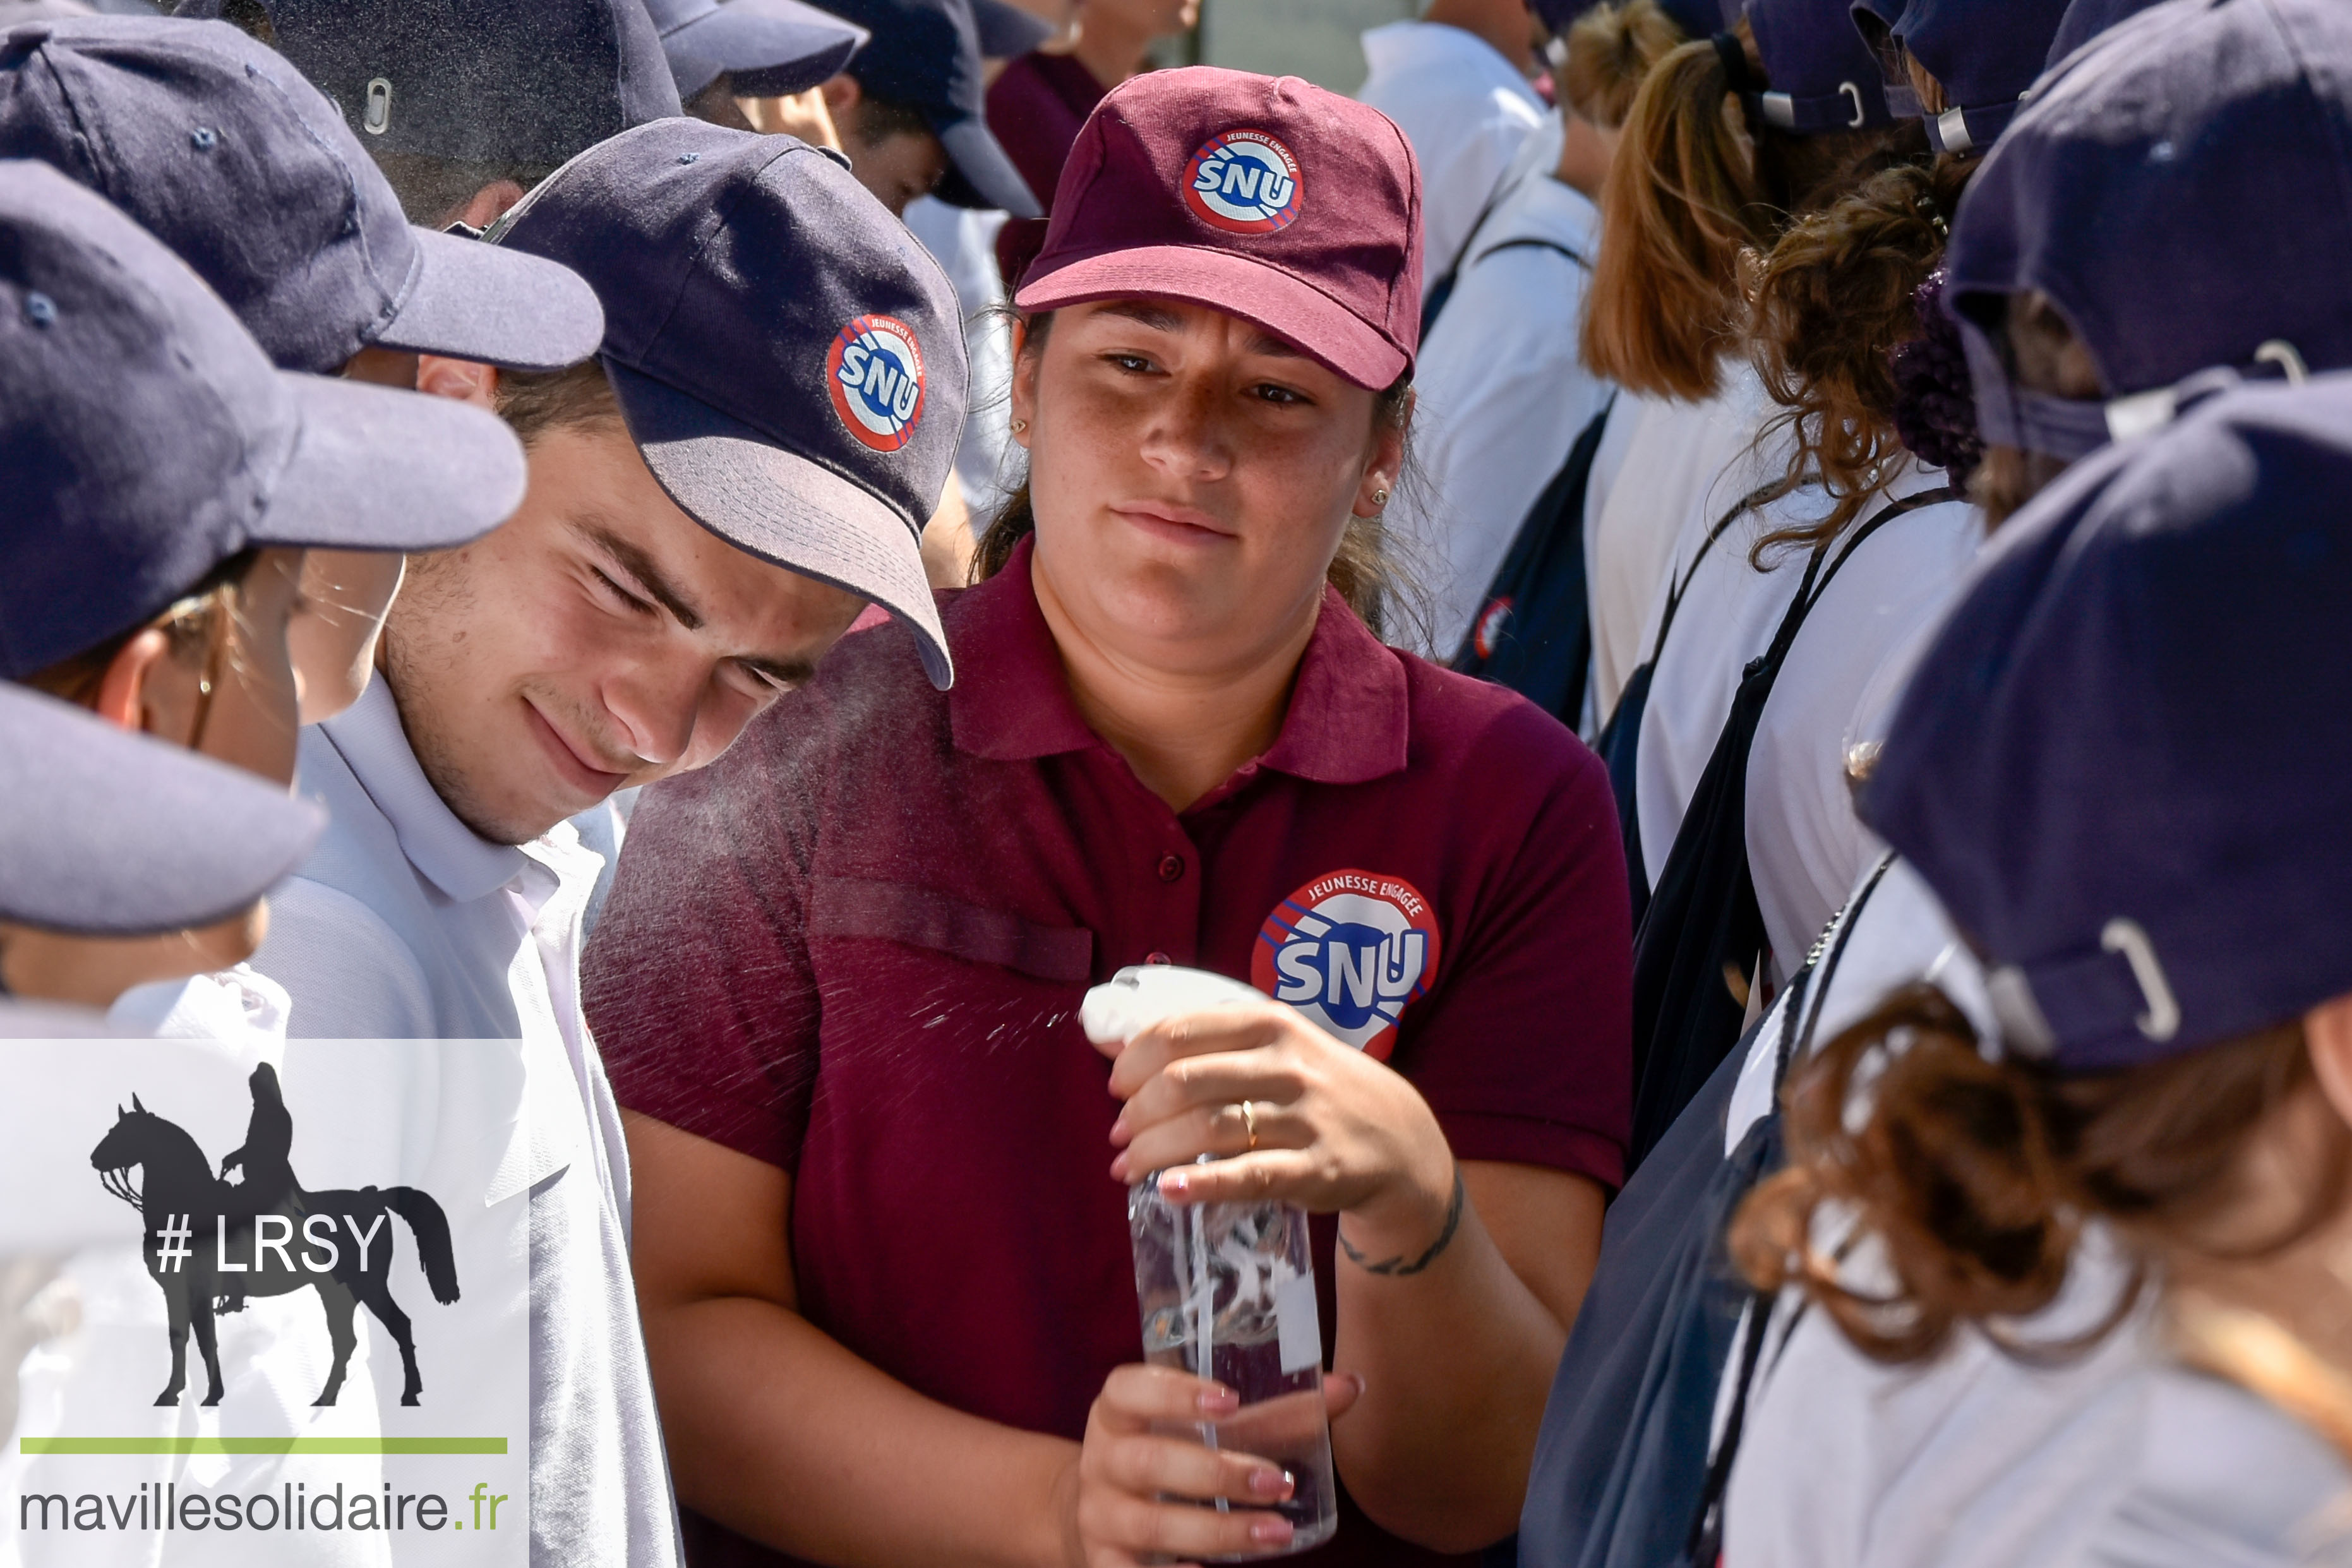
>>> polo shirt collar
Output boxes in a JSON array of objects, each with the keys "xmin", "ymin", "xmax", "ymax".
[
  {"xmin": 317, "ymin": 678, "xmax": 531, "ymax": 904},
  {"xmin": 948, "ymin": 539, "xmax": 1410, "ymax": 788}
]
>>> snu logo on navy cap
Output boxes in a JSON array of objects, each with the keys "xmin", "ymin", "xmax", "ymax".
[{"xmin": 827, "ymin": 314, "xmax": 927, "ymax": 452}]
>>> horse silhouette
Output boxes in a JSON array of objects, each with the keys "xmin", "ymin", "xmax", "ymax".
[{"xmin": 88, "ymin": 1066, "xmax": 460, "ymax": 1408}]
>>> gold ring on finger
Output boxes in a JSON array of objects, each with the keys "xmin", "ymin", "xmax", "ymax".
[{"xmin": 1239, "ymin": 1099, "xmax": 1259, "ymax": 1152}]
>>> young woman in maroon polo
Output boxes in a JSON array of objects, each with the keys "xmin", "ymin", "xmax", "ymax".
[{"xmin": 584, "ymin": 68, "xmax": 1632, "ymax": 1567}]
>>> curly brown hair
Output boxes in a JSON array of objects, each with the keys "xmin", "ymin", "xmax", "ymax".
[
  {"xmin": 1745, "ymin": 153, "xmax": 1976, "ymax": 558},
  {"xmin": 1730, "ymin": 983, "xmax": 2349, "ymax": 1364}
]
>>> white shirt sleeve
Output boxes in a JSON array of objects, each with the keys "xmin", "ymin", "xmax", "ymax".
[{"xmin": 251, "ymin": 877, "xmax": 436, "ymax": 1039}]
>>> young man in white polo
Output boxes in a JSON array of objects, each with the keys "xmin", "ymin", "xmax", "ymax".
[{"xmin": 248, "ymin": 121, "xmax": 967, "ymax": 1568}]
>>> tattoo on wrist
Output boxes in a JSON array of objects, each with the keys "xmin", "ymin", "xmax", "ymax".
[{"xmin": 1338, "ymin": 1168, "xmax": 1465, "ymax": 1277}]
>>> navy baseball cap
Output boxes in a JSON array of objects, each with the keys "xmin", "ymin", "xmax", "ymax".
[
  {"xmin": 813, "ymin": 0, "xmax": 1041, "ymax": 215},
  {"xmin": 207, "ymin": 0, "xmax": 684, "ymax": 172},
  {"xmin": 2045, "ymin": 0, "xmax": 2170, "ymax": 66},
  {"xmin": 647, "ymin": 0, "xmax": 867, "ymax": 100},
  {"xmin": 1532, "ymin": 0, "xmax": 1713, "ymax": 43},
  {"xmin": 491, "ymin": 120, "xmax": 967, "ymax": 686},
  {"xmin": 1870, "ymin": 0, "xmax": 2073, "ymax": 152},
  {"xmin": 972, "ymin": 0, "xmax": 1052, "ymax": 56},
  {"xmin": 1735, "ymin": 0, "xmax": 1899, "ymax": 133},
  {"xmin": 1945, "ymin": 0, "xmax": 2352, "ymax": 460},
  {"xmin": 1864, "ymin": 373, "xmax": 2352, "ymax": 1072},
  {"xmin": 0, "ymin": 161, "xmax": 528, "ymax": 679},
  {"xmin": 0, "ymin": 16, "xmax": 603, "ymax": 374},
  {"xmin": 0, "ymin": 684, "xmax": 325, "ymax": 937}
]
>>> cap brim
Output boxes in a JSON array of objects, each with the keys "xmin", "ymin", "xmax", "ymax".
[
  {"xmin": 604, "ymin": 361, "xmax": 952, "ymax": 688},
  {"xmin": 669, "ymin": 0, "xmax": 870, "ymax": 98},
  {"xmin": 243, "ymin": 373, "xmax": 529, "ymax": 554},
  {"xmin": 971, "ymin": 0, "xmax": 1054, "ymax": 58},
  {"xmin": 932, "ymin": 115, "xmax": 1044, "ymax": 218},
  {"xmin": 1016, "ymin": 245, "xmax": 1407, "ymax": 388},
  {"xmin": 371, "ymin": 228, "xmax": 608, "ymax": 373},
  {"xmin": 0, "ymin": 686, "xmax": 325, "ymax": 937}
]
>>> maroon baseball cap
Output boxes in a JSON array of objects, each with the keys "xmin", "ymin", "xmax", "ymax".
[{"xmin": 1013, "ymin": 66, "xmax": 1423, "ymax": 390}]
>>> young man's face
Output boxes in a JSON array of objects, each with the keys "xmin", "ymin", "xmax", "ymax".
[
  {"xmin": 380, "ymin": 417, "xmax": 865, "ymax": 845},
  {"xmin": 826, "ymin": 87, "xmax": 950, "ymax": 217}
]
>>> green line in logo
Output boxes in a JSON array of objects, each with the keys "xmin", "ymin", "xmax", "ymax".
[{"xmin": 20, "ymin": 1437, "xmax": 508, "ymax": 1456}]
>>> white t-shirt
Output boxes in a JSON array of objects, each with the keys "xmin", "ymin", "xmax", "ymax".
[
  {"xmin": 1398, "ymin": 172, "xmax": 1607, "ymax": 657},
  {"xmin": 1586, "ymin": 366, "xmax": 1775, "ymax": 728},
  {"xmin": 1726, "ymin": 1242, "xmax": 2352, "ymax": 1568},
  {"xmin": 1720, "ymin": 870, "xmax": 2352, "ymax": 1568},
  {"xmin": 1357, "ymin": 20, "xmax": 1545, "ymax": 301},
  {"xmin": 1633, "ymin": 457, "xmax": 1978, "ymax": 973}
]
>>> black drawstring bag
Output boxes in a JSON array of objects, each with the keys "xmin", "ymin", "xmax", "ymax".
[
  {"xmin": 1624, "ymin": 489, "xmax": 1952, "ymax": 1169},
  {"xmin": 1452, "ymin": 396, "xmax": 1614, "ymax": 724}
]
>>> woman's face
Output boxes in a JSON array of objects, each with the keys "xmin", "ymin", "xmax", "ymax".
[
  {"xmin": 1009, "ymin": 300, "xmax": 1403, "ymax": 681},
  {"xmin": 0, "ymin": 548, "xmax": 308, "ymax": 1008}
]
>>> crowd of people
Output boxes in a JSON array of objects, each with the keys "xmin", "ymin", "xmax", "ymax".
[{"xmin": 2, "ymin": 0, "xmax": 2349, "ymax": 1562}]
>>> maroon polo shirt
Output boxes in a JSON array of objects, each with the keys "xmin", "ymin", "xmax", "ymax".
[
  {"xmin": 585, "ymin": 539, "xmax": 1631, "ymax": 1568},
  {"xmin": 985, "ymin": 49, "xmax": 1108, "ymax": 288}
]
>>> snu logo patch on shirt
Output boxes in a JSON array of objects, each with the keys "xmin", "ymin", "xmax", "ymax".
[
  {"xmin": 1184, "ymin": 129, "xmax": 1304, "ymax": 234},
  {"xmin": 1252, "ymin": 870, "xmax": 1441, "ymax": 1060},
  {"xmin": 827, "ymin": 314, "xmax": 927, "ymax": 451}
]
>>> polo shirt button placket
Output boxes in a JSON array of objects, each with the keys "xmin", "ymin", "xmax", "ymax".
[{"xmin": 1157, "ymin": 853, "xmax": 1186, "ymax": 883}]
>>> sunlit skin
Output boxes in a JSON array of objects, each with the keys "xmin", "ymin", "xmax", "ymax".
[
  {"xmin": 0, "ymin": 550, "xmax": 307, "ymax": 1008},
  {"xmin": 626, "ymin": 299, "xmax": 1607, "ymax": 1567},
  {"xmin": 1067, "ymin": 0, "xmax": 1199, "ymax": 87},
  {"xmin": 819, "ymin": 75, "xmax": 951, "ymax": 217},
  {"xmin": 383, "ymin": 356, "xmax": 863, "ymax": 845},
  {"xmin": 289, "ymin": 549, "xmax": 405, "ymax": 725}
]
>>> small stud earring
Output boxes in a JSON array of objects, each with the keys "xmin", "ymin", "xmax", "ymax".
[
  {"xmin": 1372, "ymin": 487, "xmax": 1389, "ymax": 507},
  {"xmin": 1010, "ymin": 417, "xmax": 1029, "ymax": 434}
]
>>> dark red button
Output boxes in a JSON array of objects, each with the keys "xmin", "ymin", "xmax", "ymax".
[
  {"xmin": 1145, "ymin": 951, "xmax": 1172, "ymax": 965},
  {"xmin": 1157, "ymin": 853, "xmax": 1186, "ymax": 883}
]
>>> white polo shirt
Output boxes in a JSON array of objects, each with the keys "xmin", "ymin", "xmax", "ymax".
[
  {"xmin": 250, "ymin": 679, "xmax": 681, "ymax": 1568},
  {"xmin": 1633, "ymin": 458, "xmax": 1979, "ymax": 974},
  {"xmin": 1587, "ymin": 366, "xmax": 1776, "ymax": 728},
  {"xmin": 1357, "ymin": 20, "xmax": 1545, "ymax": 301},
  {"xmin": 1400, "ymin": 172, "xmax": 1607, "ymax": 655}
]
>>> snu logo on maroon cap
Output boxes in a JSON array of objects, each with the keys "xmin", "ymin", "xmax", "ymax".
[
  {"xmin": 1014, "ymin": 67, "xmax": 1423, "ymax": 391},
  {"xmin": 1184, "ymin": 130, "xmax": 1303, "ymax": 233}
]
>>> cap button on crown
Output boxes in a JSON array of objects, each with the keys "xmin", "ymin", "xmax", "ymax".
[
  {"xmin": 23, "ymin": 292, "xmax": 56, "ymax": 327},
  {"xmin": 190, "ymin": 126, "xmax": 217, "ymax": 150}
]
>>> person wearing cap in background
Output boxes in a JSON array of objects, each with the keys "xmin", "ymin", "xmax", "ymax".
[
  {"xmin": 585, "ymin": 66, "xmax": 1629, "ymax": 1567},
  {"xmin": 898, "ymin": 0, "xmax": 1065, "ymax": 575},
  {"xmin": 179, "ymin": 0, "xmax": 683, "ymax": 227},
  {"xmin": 1720, "ymin": 368, "xmax": 2352, "ymax": 1566},
  {"xmin": 233, "ymin": 116, "xmax": 964, "ymax": 1564},
  {"xmin": 803, "ymin": 0, "xmax": 1040, "ymax": 218},
  {"xmin": 986, "ymin": 0, "xmax": 1196, "ymax": 290},
  {"xmin": 1356, "ymin": 0, "xmax": 1545, "ymax": 311},
  {"xmin": 650, "ymin": 0, "xmax": 867, "ymax": 143},
  {"xmin": 1594, "ymin": 3, "xmax": 2352, "ymax": 1560},
  {"xmin": 1396, "ymin": 0, "xmax": 1683, "ymax": 689},
  {"xmin": 0, "ymin": 160, "xmax": 524, "ymax": 1012},
  {"xmin": 0, "ymin": 14, "xmax": 604, "ymax": 747}
]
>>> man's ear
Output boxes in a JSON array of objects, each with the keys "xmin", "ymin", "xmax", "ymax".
[
  {"xmin": 90, "ymin": 628, "xmax": 173, "ymax": 738},
  {"xmin": 819, "ymin": 71, "xmax": 863, "ymax": 132},
  {"xmin": 2305, "ymin": 992, "xmax": 2352, "ymax": 1131},
  {"xmin": 416, "ymin": 354, "xmax": 500, "ymax": 412}
]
